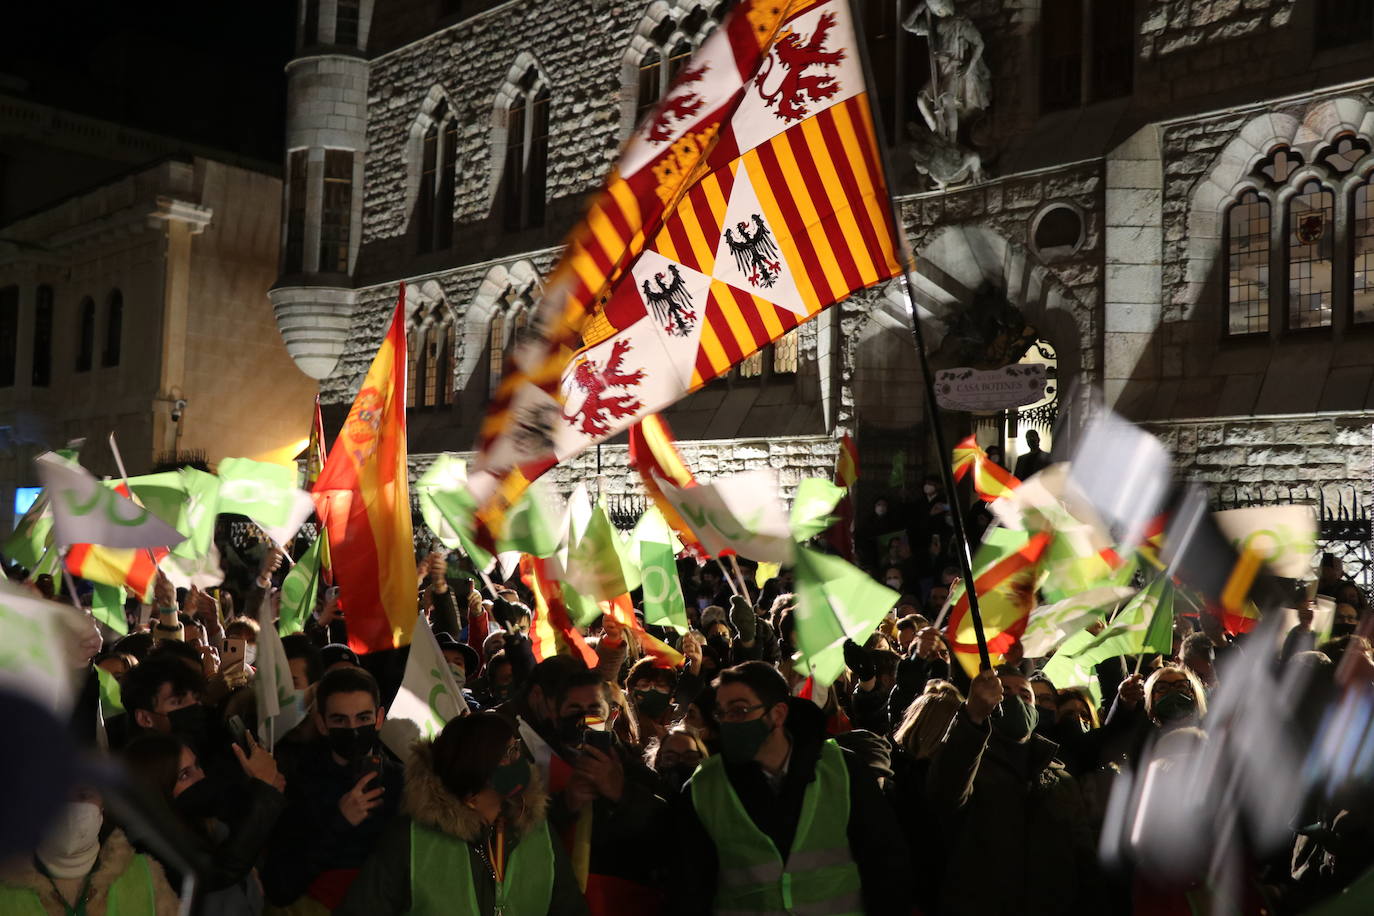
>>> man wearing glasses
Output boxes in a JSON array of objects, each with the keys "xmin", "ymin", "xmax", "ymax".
[{"xmin": 668, "ymin": 661, "xmax": 911, "ymax": 915}]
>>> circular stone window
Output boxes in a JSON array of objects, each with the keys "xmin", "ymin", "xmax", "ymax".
[{"xmin": 1030, "ymin": 203, "xmax": 1085, "ymax": 260}]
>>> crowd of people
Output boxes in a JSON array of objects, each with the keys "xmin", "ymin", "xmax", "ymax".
[{"xmin": 4, "ymin": 465, "xmax": 1374, "ymax": 916}]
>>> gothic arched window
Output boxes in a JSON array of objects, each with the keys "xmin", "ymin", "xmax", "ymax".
[
  {"xmin": 501, "ymin": 72, "xmax": 550, "ymax": 232},
  {"xmin": 1353, "ymin": 178, "xmax": 1374, "ymax": 324},
  {"xmin": 418, "ymin": 101, "xmax": 457, "ymax": 253},
  {"xmin": 1225, "ymin": 190, "xmax": 1271, "ymax": 336},
  {"xmin": 103, "ymin": 289, "xmax": 122, "ymax": 367},
  {"xmin": 488, "ymin": 313, "xmax": 507, "ymax": 396},
  {"xmin": 1287, "ymin": 180, "xmax": 1335, "ymax": 330}
]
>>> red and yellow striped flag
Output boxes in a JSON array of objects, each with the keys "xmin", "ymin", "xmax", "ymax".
[
  {"xmin": 520, "ymin": 555, "xmax": 598, "ymax": 668},
  {"xmin": 628, "ymin": 414, "xmax": 706, "ymax": 558},
  {"xmin": 469, "ymin": 0, "xmax": 901, "ymax": 543},
  {"xmin": 952, "ymin": 435, "xmax": 1022, "ymax": 503},
  {"xmin": 945, "ymin": 531, "xmax": 1051, "ymax": 677},
  {"xmin": 311, "ymin": 287, "xmax": 417, "ymax": 654}
]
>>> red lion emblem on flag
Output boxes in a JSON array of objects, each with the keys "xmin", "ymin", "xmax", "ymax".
[
  {"xmin": 645, "ymin": 64, "xmax": 709, "ymax": 143},
  {"xmin": 754, "ymin": 11, "xmax": 846, "ymax": 123},
  {"xmin": 563, "ymin": 339, "xmax": 646, "ymax": 437}
]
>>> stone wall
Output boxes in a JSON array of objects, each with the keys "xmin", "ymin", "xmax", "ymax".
[
  {"xmin": 408, "ymin": 433, "xmax": 842, "ymax": 508},
  {"xmin": 1140, "ymin": 0, "xmax": 1295, "ymax": 60},
  {"xmin": 1149, "ymin": 415, "xmax": 1373, "ymax": 501},
  {"xmin": 361, "ymin": 0, "xmax": 639, "ymax": 245}
]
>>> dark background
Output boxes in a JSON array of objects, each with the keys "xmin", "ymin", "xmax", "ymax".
[{"xmin": 4, "ymin": 0, "xmax": 294, "ymax": 164}]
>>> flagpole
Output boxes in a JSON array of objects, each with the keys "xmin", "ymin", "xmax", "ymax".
[{"xmin": 848, "ymin": 0, "xmax": 992, "ymax": 670}]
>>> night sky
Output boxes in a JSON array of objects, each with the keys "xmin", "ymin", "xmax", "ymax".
[{"xmin": 6, "ymin": 1, "xmax": 296, "ymax": 165}]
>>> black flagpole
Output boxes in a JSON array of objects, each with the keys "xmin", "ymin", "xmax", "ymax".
[{"xmin": 846, "ymin": 0, "xmax": 992, "ymax": 670}]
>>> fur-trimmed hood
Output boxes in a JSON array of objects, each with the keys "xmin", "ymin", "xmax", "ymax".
[
  {"xmin": 403, "ymin": 740, "xmax": 549, "ymax": 843},
  {"xmin": 0, "ymin": 828, "xmax": 179, "ymax": 916}
]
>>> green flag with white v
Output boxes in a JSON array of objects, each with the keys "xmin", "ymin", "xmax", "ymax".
[
  {"xmin": 791, "ymin": 546, "xmax": 900, "ymax": 685},
  {"xmin": 632, "ymin": 507, "xmax": 688, "ymax": 633},
  {"xmin": 278, "ymin": 534, "xmax": 325, "ymax": 636}
]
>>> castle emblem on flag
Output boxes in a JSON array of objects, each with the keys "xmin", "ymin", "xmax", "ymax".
[
  {"xmin": 642, "ymin": 264, "xmax": 698, "ymax": 336},
  {"xmin": 646, "ymin": 64, "xmax": 708, "ymax": 143},
  {"xmin": 563, "ymin": 339, "xmax": 646, "ymax": 436},
  {"xmin": 725, "ymin": 214, "xmax": 782, "ymax": 289},
  {"xmin": 754, "ymin": 11, "xmax": 846, "ymax": 122}
]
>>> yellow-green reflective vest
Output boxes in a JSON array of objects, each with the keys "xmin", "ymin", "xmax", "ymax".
[
  {"xmin": 0, "ymin": 853, "xmax": 157, "ymax": 916},
  {"xmin": 690, "ymin": 739, "xmax": 863, "ymax": 916},
  {"xmin": 408, "ymin": 819, "xmax": 555, "ymax": 916}
]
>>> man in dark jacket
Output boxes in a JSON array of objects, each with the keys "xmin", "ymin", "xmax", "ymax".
[
  {"xmin": 261, "ymin": 667, "xmax": 403, "ymax": 911},
  {"xmin": 670, "ymin": 661, "xmax": 911, "ymax": 915},
  {"xmin": 927, "ymin": 665, "xmax": 1099, "ymax": 916}
]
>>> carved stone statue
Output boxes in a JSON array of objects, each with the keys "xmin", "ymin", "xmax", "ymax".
[{"xmin": 903, "ymin": 0, "xmax": 990, "ymax": 188}]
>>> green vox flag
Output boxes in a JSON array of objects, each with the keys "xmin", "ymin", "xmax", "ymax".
[
  {"xmin": 96, "ymin": 664, "xmax": 124, "ymax": 718},
  {"xmin": 3, "ymin": 491, "xmax": 53, "ymax": 571},
  {"xmin": 91, "ymin": 583, "xmax": 128, "ymax": 637},
  {"xmin": 1043, "ymin": 576, "xmax": 1176, "ymax": 685},
  {"xmin": 217, "ymin": 457, "xmax": 314, "ymax": 545},
  {"xmin": 632, "ymin": 507, "xmax": 688, "ymax": 634},
  {"xmin": 123, "ymin": 468, "xmax": 221, "ymax": 560},
  {"xmin": 278, "ymin": 534, "xmax": 325, "ymax": 636},
  {"xmin": 415, "ymin": 454, "xmax": 495, "ymax": 569},
  {"xmin": 791, "ymin": 546, "xmax": 900, "ymax": 685},
  {"xmin": 561, "ymin": 487, "xmax": 640, "ymax": 625},
  {"xmin": 500, "ymin": 481, "xmax": 562, "ymax": 558},
  {"xmin": 789, "ymin": 478, "xmax": 846, "ymax": 542}
]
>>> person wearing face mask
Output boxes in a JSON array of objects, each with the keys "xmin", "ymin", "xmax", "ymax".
[
  {"xmin": 668, "ymin": 662, "xmax": 911, "ymax": 916},
  {"xmin": 624, "ymin": 660, "xmax": 680, "ymax": 750},
  {"xmin": 0, "ymin": 787, "xmax": 180, "ymax": 915},
  {"xmin": 122, "ymin": 730, "xmax": 286, "ymax": 915},
  {"xmin": 645, "ymin": 725, "xmax": 709, "ymax": 795},
  {"xmin": 261, "ymin": 667, "xmax": 403, "ymax": 913},
  {"xmin": 119, "ymin": 655, "xmax": 213, "ymax": 750},
  {"xmin": 925, "ymin": 666, "xmax": 1099, "ymax": 916},
  {"xmin": 338, "ymin": 712, "xmax": 586, "ymax": 915},
  {"xmin": 437, "ymin": 632, "xmax": 484, "ymax": 712},
  {"xmin": 1141, "ymin": 665, "xmax": 1207, "ymax": 732}
]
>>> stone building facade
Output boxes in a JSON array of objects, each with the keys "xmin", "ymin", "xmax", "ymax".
[
  {"xmin": 0, "ymin": 148, "xmax": 318, "ymax": 534},
  {"xmin": 270, "ymin": 0, "xmax": 1374, "ymax": 526}
]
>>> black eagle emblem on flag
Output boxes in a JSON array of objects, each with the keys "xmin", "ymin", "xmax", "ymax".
[
  {"xmin": 725, "ymin": 214, "xmax": 782, "ymax": 289},
  {"xmin": 642, "ymin": 264, "xmax": 698, "ymax": 337}
]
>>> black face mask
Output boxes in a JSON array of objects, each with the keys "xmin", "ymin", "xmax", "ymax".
[
  {"xmin": 707, "ymin": 636, "xmax": 731, "ymax": 659},
  {"xmin": 658, "ymin": 765, "xmax": 693, "ymax": 793},
  {"xmin": 174, "ymin": 776, "xmax": 224, "ymax": 820},
  {"xmin": 166, "ymin": 705, "xmax": 209, "ymax": 748},
  {"xmin": 327, "ymin": 724, "xmax": 378, "ymax": 762},
  {"xmin": 1332, "ymin": 622, "xmax": 1358, "ymax": 638},
  {"xmin": 553, "ymin": 714, "xmax": 584, "ymax": 747}
]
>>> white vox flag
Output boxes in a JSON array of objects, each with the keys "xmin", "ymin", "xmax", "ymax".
[
  {"xmin": 1212, "ymin": 505, "xmax": 1318, "ymax": 581},
  {"xmin": 35, "ymin": 452, "xmax": 186, "ymax": 550},
  {"xmin": 655, "ymin": 468, "xmax": 794, "ymax": 563},
  {"xmin": 254, "ymin": 592, "xmax": 308, "ymax": 750},
  {"xmin": 0, "ymin": 581, "xmax": 81, "ymax": 716},
  {"xmin": 380, "ymin": 613, "xmax": 470, "ymax": 757}
]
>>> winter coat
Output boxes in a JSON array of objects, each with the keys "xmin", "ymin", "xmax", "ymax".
[
  {"xmin": 926, "ymin": 707, "xmax": 1100, "ymax": 916},
  {"xmin": 0, "ymin": 828, "xmax": 179, "ymax": 916},
  {"xmin": 260, "ymin": 740, "xmax": 404, "ymax": 908},
  {"xmin": 336, "ymin": 740, "xmax": 587, "ymax": 916},
  {"xmin": 667, "ymin": 697, "xmax": 912, "ymax": 916}
]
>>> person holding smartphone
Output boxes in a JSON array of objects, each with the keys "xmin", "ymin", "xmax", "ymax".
[{"xmin": 261, "ymin": 667, "xmax": 402, "ymax": 912}]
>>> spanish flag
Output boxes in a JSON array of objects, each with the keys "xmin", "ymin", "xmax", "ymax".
[
  {"xmin": 952, "ymin": 435, "xmax": 1021, "ymax": 503},
  {"xmin": 945, "ymin": 529, "xmax": 1051, "ymax": 677},
  {"xmin": 519, "ymin": 555, "xmax": 598, "ymax": 668},
  {"xmin": 312, "ymin": 288, "xmax": 417, "ymax": 653}
]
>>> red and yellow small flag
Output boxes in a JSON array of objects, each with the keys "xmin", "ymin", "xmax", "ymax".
[
  {"xmin": 945, "ymin": 531, "xmax": 1051, "ymax": 677},
  {"xmin": 520, "ymin": 556, "xmax": 598, "ymax": 668},
  {"xmin": 628, "ymin": 414, "xmax": 706, "ymax": 558},
  {"xmin": 952, "ymin": 435, "xmax": 1021, "ymax": 503}
]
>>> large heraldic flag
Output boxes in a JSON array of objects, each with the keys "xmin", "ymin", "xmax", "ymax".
[{"xmin": 470, "ymin": 0, "xmax": 901, "ymax": 535}]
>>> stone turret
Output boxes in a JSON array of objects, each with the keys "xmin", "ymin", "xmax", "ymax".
[{"xmin": 269, "ymin": 0, "xmax": 371, "ymax": 380}]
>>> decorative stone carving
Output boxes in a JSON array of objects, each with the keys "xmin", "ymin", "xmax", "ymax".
[{"xmin": 903, "ymin": 0, "xmax": 990, "ymax": 189}]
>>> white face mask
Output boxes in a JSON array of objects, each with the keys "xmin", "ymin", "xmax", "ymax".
[
  {"xmin": 36, "ymin": 801, "xmax": 103, "ymax": 879},
  {"xmin": 448, "ymin": 663, "xmax": 467, "ymax": 688},
  {"xmin": 244, "ymin": 644, "xmax": 258, "ymax": 667},
  {"xmin": 885, "ymin": 578, "xmax": 902, "ymax": 589}
]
